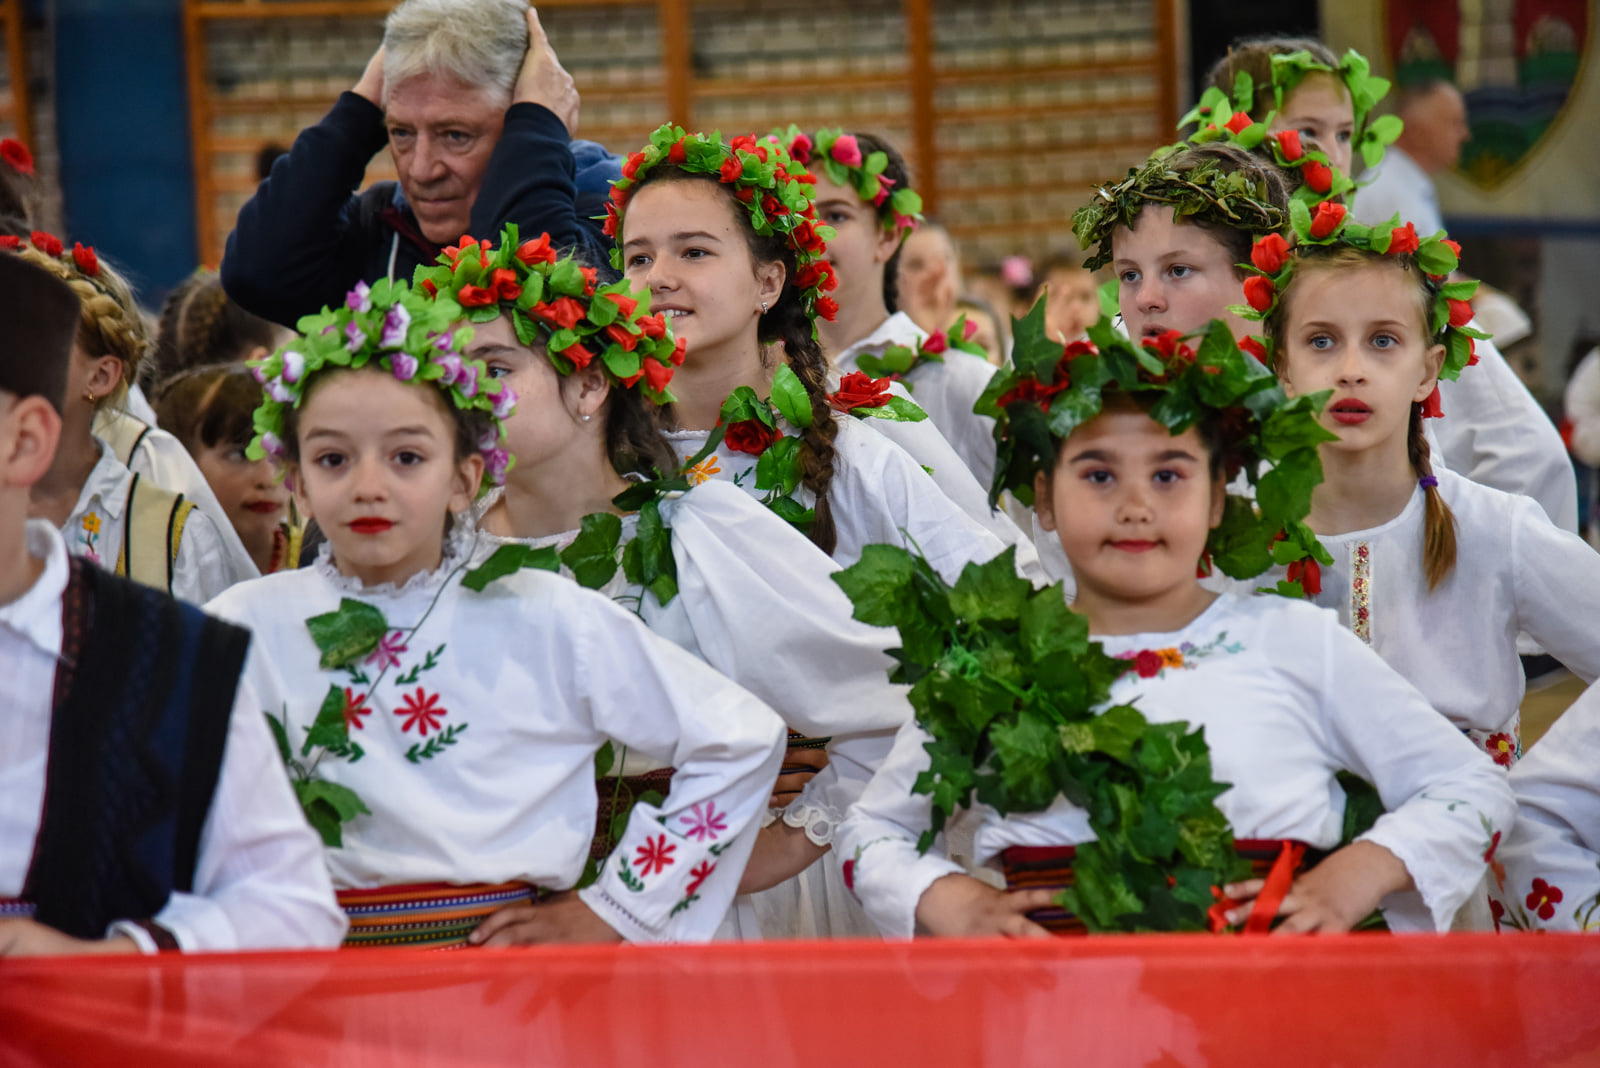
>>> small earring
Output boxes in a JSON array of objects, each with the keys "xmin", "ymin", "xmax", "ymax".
[
  {"xmin": 581, "ymin": 413, "xmax": 592, "ymax": 423},
  {"xmin": 760, "ymin": 302, "xmax": 769, "ymax": 313},
  {"xmin": 82, "ymin": 389, "xmax": 97, "ymax": 404}
]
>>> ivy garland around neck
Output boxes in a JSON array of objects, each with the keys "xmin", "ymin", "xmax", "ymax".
[
  {"xmin": 607, "ymin": 125, "xmax": 841, "ymax": 329},
  {"xmin": 853, "ymin": 312, "xmax": 989, "ymax": 381},
  {"xmin": 412, "ymin": 224, "xmax": 684, "ymax": 407},
  {"xmin": 771, "ymin": 124, "xmax": 925, "ymax": 240},
  {"xmin": 1181, "ymin": 73, "xmax": 1356, "ymax": 208},
  {"xmin": 1231, "ymin": 205, "xmax": 1489, "ymax": 419},
  {"xmin": 977, "ymin": 296, "xmax": 1337, "ymax": 598},
  {"xmin": 834, "ymin": 542, "xmax": 1251, "ymax": 932},
  {"xmin": 1071, "ymin": 142, "xmax": 1287, "ymax": 273},
  {"xmin": 247, "ymin": 278, "xmax": 516, "ymax": 487}
]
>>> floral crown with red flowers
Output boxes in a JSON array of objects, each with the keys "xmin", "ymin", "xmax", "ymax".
[
  {"xmin": 1233, "ymin": 205, "xmax": 1489, "ymax": 418},
  {"xmin": 977, "ymin": 297, "xmax": 1336, "ymax": 597},
  {"xmin": 770, "ymin": 125, "xmax": 924, "ymax": 241},
  {"xmin": 607, "ymin": 125, "xmax": 840, "ymax": 328},
  {"xmin": 1271, "ymin": 49, "xmax": 1402, "ymax": 175},
  {"xmin": 852, "ymin": 312, "xmax": 987, "ymax": 380},
  {"xmin": 412, "ymin": 223, "xmax": 682, "ymax": 407},
  {"xmin": 2, "ymin": 230, "xmax": 107, "ymax": 288},
  {"xmin": 246, "ymin": 279, "xmax": 516, "ymax": 487},
  {"xmin": 0, "ymin": 138, "xmax": 33, "ymax": 176},
  {"xmin": 1181, "ymin": 74, "xmax": 1355, "ymax": 207},
  {"xmin": 1072, "ymin": 142, "xmax": 1287, "ymax": 272}
]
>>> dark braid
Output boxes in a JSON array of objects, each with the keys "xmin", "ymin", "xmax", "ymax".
[
  {"xmin": 152, "ymin": 270, "xmax": 282, "ymax": 386},
  {"xmin": 632, "ymin": 167, "xmax": 839, "ymax": 554},
  {"xmin": 603, "ymin": 380, "xmax": 678, "ymax": 479}
]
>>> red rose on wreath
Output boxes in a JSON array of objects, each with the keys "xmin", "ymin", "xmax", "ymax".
[
  {"xmin": 1441, "ymin": 238, "xmax": 1462, "ymax": 262},
  {"xmin": 0, "ymin": 138, "xmax": 33, "ymax": 175},
  {"xmin": 488, "ymin": 268, "xmax": 522, "ymax": 302},
  {"xmin": 1308, "ymin": 201, "xmax": 1347, "ymax": 239},
  {"xmin": 621, "ymin": 151, "xmax": 647, "ymax": 180},
  {"xmin": 637, "ymin": 312, "xmax": 668, "ymax": 340},
  {"xmin": 602, "ymin": 201, "xmax": 621, "ymax": 238},
  {"xmin": 516, "ymin": 233, "xmax": 557, "ymax": 265},
  {"xmin": 724, "ymin": 418, "xmax": 781, "ymax": 456},
  {"xmin": 72, "ymin": 242, "xmax": 99, "ymax": 277},
  {"xmin": 1132, "ymin": 649, "xmax": 1164, "ymax": 678},
  {"xmin": 1275, "ymin": 130, "xmax": 1303, "ymax": 162},
  {"xmin": 816, "ymin": 295, "xmax": 839, "ymax": 321},
  {"xmin": 1243, "ymin": 276, "xmax": 1275, "ymax": 313},
  {"xmin": 1239, "ymin": 335, "xmax": 1268, "ymax": 362},
  {"xmin": 922, "ymin": 330, "xmax": 950, "ymax": 355},
  {"xmin": 1447, "ymin": 298, "xmax": 1474, "ymax": 328},
  {"xmin": 457, "ymin": 284, "xmax": 495, "ymax": 308},
  {"xmin": 1286, "ymin": 557, "xmax": 1322, "ymax": 596},
  {"xmin": 1302, "ymin": 160, "xmax": 1333, "ymax": 194},
  {"xmin": 1224, "ymin": 111, "xmax": 1252, "ymax": 135},
  {"xmin": 1387, "ymin": 223, "xmax": 1420, "ymax": 257},
  {"xmin": 788, "ymin": 132, "xmax": 813, "ymax": 163},
  {"xmin": 532, "ymin": 296, "xmax": 586, "ymax": 331},
  {"xmin": 1251, "ymin": 233, "xmax": 1291, "ymax": 274},
  {"xmin": 605, "ymin": 291, "xmax": 638, "ymax": 318},
  {"xmin": 829, "ymin": 371, "xmax": 892, "ymax": 412},
  {"xmin": 30, "ymin": 231, "xmax": 62, "ymax": 257},
  {"xmin": 669, "ymin": 337, "xmax": 687, "ymax": 366},
  {"xmin": 642, "ymin": 357, "xmax": 674, "ymax": 394},
  {"xmin": 719, "ymin": 156, "xmax": 744, "ymax": 183},
  {"xmin": 830, "ymin": 133, "xmax": 863, "ymax": 167},
  {"xmin": 667, "ymin": 139, "xmax": 687, "ymax": 166},
  {"xmin": 560, "ymin": 341, "xmax": 595, "ymax": 370},
  {"xmin": 604, "ymin": 323, "xmax": 639, "ymax": 352},
  {"xmin": 0, "ymin": 234, "xmax": 20, "ymax": 250},
  {"xmin": 1526, "ymin": 878, "xmax": 1563, "ymax": 921}
]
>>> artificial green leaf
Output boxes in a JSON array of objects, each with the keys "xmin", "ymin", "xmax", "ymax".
[
  {"xmin": 461, "ymin": 544, "xmax": 561, "ymax": 592},
  {"xmin": 561, "ymin": 512, "xmax": 624, "ymax": 590},
  {"xmin": 302, "ymin": 684, "xmax": 352, "ymax": 757},
  {"xmin": 1337, "ymin": 771, "xmax": 1385, "ymax": 846},
  {"xmin": 754, "ymin": 435, "xmax": 805, "ymax": 495},
  {"xmin": 548, "ymin": 257, "xmax": 586, "ymax": 297},
  {"xmin": 1256, "ymin": 446, "xmax": 1323, "ymax": 520},
  {"xmin": 949, "ymin": 547, "xmax": 1029, "ymax": 622},
  {"xmin": 851, "ymin": 395, "xmax": 927, "ymax": 422},
  {"xmin": 265, "ymin": 710, "xmax": 293, "ymax": 766},
  {"xmin": 769, "ymin": 364, "xmax": 814, "ymax": 428},
  {"xmin": 295, "ymin": 778, "xmax": 371, "ymax": 848},
  {"xmin": 305, "ymin": 599, "xmax": 389, "ymax": 670},
  {"xmin": 594, "ymin": 740, "xmax": 616, "ymax": 778},
  {"xmin": 1415, "ymin": 240, "xmax": 1457, "ymax": 277}
]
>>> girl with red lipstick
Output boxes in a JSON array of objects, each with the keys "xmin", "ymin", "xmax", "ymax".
[
  {"xmin": 607, "ymin": 126, "xmax": 1016, "ymax": 586},
  {"xmin": 419, "ymin": 229, "xmax": 916, "ymax": 938},
  {"xmin": 205, "ymin": 279, "xmax": 787, "ymax": 948},
  {"xmin": 836, "ymin": 306, "xmax": 1513, "ymax": 938},
  {"xmin": 1256, "ymin": 219, "xmax": 1600, "ymax": 768}
]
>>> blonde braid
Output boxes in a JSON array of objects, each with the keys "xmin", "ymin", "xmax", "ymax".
[{"xmin": 15, "ymin": 244, "xmax": 150, "ymax": 407}]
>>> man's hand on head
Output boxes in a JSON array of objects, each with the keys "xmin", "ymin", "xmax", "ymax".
[
  {"xmin": 514, "ymin": 9, "xmax": 579, "ymax": 136},
  {"xmin": 353, "ymin": 45, "xmax": 385, "ymax": 107}
]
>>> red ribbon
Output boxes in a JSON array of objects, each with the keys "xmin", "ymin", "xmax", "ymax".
[{"xmin": 1243, "ymin": 841, "xmax": 1306, "ymax": 934}]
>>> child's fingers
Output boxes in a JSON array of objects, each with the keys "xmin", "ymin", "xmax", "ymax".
[
  {"xmin": 469, "ymin": 904, "xmax": 540, "ymax": 945},
  {"xmin": 1224, "ymin": 878, "xmax": 1265, "ymax": 898},
  {"xmin": 1006, "ymin": 888, "xmax": 1060, "ymax": 914},
  {"xmin": 1002, "ymin": 913, "xmax": 1054, "ymax": 939}
]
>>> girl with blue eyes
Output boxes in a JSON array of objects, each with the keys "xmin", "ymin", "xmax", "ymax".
[{"xmin": 1262, "ymin": 231, "xmax": 1600, "ymax": 772}]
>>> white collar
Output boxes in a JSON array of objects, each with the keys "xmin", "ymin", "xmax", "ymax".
[
  {"xmin": 70, "ymin": 438, "xmax": 135, "ymax": 523},
  {"xmin": 835, "ymin": 312, "xmax": 926, "ymax": 369},
  {"xmin": 0, "ymin": 519, "xmax": 70, "ymax": 658}
]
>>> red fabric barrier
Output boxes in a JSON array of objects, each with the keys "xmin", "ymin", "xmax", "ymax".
[{"xmin": 2, "ymin": 934, "xmax": 1598, "ymax": 1066}]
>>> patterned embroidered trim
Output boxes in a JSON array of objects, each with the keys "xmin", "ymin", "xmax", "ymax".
[
  {"xmin": 1351, "ymin": 541, "xmax": 1372, "ymax": 643},
  {"xmin": 0, "ymin": 898, "xmax": 35, "ymax": 919}
]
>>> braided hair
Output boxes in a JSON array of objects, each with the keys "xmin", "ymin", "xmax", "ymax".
[{"xmin": 16, "ymin": 245, "xmax": 149, "ymax": 409}]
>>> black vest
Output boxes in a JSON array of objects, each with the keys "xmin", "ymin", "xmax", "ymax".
[{"xmin": 24, "ymin": 559, "xmax": 251, "ymax": 940}]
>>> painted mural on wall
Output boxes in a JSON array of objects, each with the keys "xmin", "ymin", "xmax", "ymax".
[{"xmin": 1385, "ymin": 0, "xmax": 1591, "ymax": 188}]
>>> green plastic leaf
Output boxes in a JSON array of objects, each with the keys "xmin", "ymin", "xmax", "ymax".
[
  {"xmin": 851, "ymin": 395, "xmax": 927, "ymax": 422},
  {"xmin": 754, "ymin": 435, "xmax": 805, "ymax": 495},
  {"xmin": 1415, "ymin": 241, "xmax": 1458, "ymax": 277},
  {"xmin": 265, "ymin": 710, "xmax": 293, "ymax": 766},
  {"xmin": 561, "ymin": 512, "xmax": 624, "ymax": 590},
  {"xmin": 833, "ymin": 543, "xmax": 920, "ymax": 630},
  {"xmin": 305, "ymin": 598, "xmax": 389, "ymax": 670},
  {"xmin": 302, "ymin": 684, "xmax": 352, "ymax": 757},
  {"xmin": 461, "ymin": 544, "xmax": 561, "ymax": 592},
  {"xmin": 769, "ymin": 365, "xmax": 814, "ymax": 428},
  {"xmin": 949, "ymin": 547, "xmax": 1029, "ymax": 622},
  {"xmin": 1256, "ymin": 446, "xmax": 1323, "ymax": 520},
  {"xmin": 295, "ymin": 778, "xmax": 371, "ymax": 848}
]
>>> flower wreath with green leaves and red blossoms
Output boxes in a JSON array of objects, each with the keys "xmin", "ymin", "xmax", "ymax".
[
  {"xmin": 2, "ymin": 229, "xmax": 107, "ymax": 284},
  {"xmin": 606, "ymin": 125, "xmax": 841, "ymax": 326},
  {"xmin": 770, "ymin": 125, "xmax": 924, "ymax": 240},
  {"xmin": 852, "ymin": 311, "xmax": 989, "ymax": 381},
  {"xmin": 246, "ymin": 278, "xmax": 516, "ymax": 486},
  {"xmin": 412, "ymin": 224, "xmax": 683, "ymax": 406},
  {"xmin": 977, "ymin": 297, "xmax": 1337, "ymax": 597},
  {"xmin": 1230, "ymin": 203, "xmax": 1489, "ymax": 419},
  {"xmin": 1181, "ymin": 72, "xmax": 1356, "ymax": 208},
  {"xmin": 1071, "ymin": 142, "xmax": 1288, "ymax": 272}
]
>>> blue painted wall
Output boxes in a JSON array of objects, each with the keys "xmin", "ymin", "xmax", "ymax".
[{"xmin": 54, "ymin": 0, "xmax": 194, "ymax": 307}]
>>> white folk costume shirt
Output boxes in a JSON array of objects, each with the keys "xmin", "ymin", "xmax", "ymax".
[
  {"xmin": 205, "ymin": 537, "xmax": 787, "ymax": 943},
  {"xmin": 1432, "ymin": 330, "xmax": 1579, "ymax": 533},
  {"xmin": 1353, "ymin": 147, "xmax": 1445, "ymax": 238},
  {"xmin": 667, "ymin": 413, "xmax": 1007, "ymax": 585},
  {"xmin": 64, "ymin": 438, "xmax": 237, "ymax": 605},
  {"xmin": 1489, "ymin": 680, "xmax": 1600, "ymax": 932},
  {"xmin": 838, "ymin": 593, "xmax": 1514, "ymax": 938},
  {"xmin": 472, "ymin": 479, "xmax": 908, "ymax": 846},
  {"xmin": 96, "ymin": 407, "xmax": 262, "ymax": 582},
  {"xmin": 825, "ymin": 369, "xmax": 1045, "ymax": 582},
  {"xmin": 0, "ymin": 520, "xmax": 346, "ymax": 951},
  {"xmin": 836, "ymin": 311, "xmax": 1001, "ymax": 491},
  {"xmin": 1303, "ymin": 468, "xmax": 1600, "ymax": 759}
]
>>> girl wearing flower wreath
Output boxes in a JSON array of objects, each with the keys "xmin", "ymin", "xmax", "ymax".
[
  {"xmin": 607, "ymin": 125, "xmax": 1010, "ymax": 584},
  {"xmin": 414, "ymin": 227, "xmax": 910, "ymax": 938},
  {"xmin": 13, "ymin": 235, "xmax": 245, "ymax": 602},
  {"xmin": 1250, "ymin": 214, "xmax": 1600, "ymax": 768},
  {"xmin": 1485, "ymin": 679, "xmax": 1600, "ymax": 933},
  {"xmin": 768, "ymin": 127, "xmax": 1039, "ymax": 565},
  {"xmin": 203, "ymin": 279, "xmax": 786, "ymax": 947},
  {"xmin": 834, "ymin": 304, "xmax": 1512, "ymax": 939},
  {"xmin": 1191, "ymin": 38, "xmax": 1578, "ymax": 535}
]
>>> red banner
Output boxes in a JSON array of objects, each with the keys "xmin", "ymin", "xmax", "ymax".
[{"xmin": 3, "ymin": 934, "xmax": 1598, "ymax": 1065}]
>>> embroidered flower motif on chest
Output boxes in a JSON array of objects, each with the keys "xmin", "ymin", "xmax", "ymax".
[
  {"xmin": 341, "ymin": 687, "xmax": 372, "ymax": 730},
  {"xmin": 686, "ymin": 860, "xmax": 716, "ymax": 898},
  {"xmin": 366, "ymin": 630, "xmax": 409, "ymax": 670},
  {"xmin": 1116, "ymin": 632, "xmax": 1243, "ymax": 679},
  {"xmin": 684, "ymin": 454, "xmax": 722, "ymax": 486},
  {"xmin": 395, "ymin": 688, "xmax": 447, "ymax": 736},
  {"xmin": 81, "ymin": 513, "xmax": 101, "ymax": 536},
  {"xmin": 680, "ymin": 800, "xmax": 728, "ymax": 842},
  {"xmin": 634, "ymin": 834, "xmax": 677, "ymax": 877}
]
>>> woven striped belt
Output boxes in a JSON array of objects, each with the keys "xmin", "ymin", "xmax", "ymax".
[
  {"xmin": 1000, "ymin": 839, "xmax": 1323, "ymax": 935},
  {"xmin": 337, "ymin": 880, "xmax": 538, "ymax": 949}
]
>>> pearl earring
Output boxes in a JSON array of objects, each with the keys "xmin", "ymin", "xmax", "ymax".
[{"xmin": 581, "ymin": 414, "xmax": 592, "ymax": 423}]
